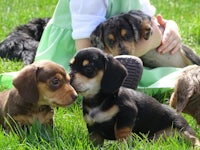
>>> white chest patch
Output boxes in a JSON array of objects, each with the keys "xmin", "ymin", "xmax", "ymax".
[{"xmin": 84, "ymin": 105, "xmax": 119, "ymax": 126}]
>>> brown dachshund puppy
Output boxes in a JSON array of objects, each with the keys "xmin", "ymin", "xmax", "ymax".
[
  {"xmin": 69, "ymin": 47, "xmax": 200, "ymax": 147},
  {"xmin": 0, "ymin": 60, "xmax": 77, "ymax": 130},
  {"xmin": 170, "ymin": 65, "xmax": 200, "ymax": 125},
  {"xmin": 90, "ymin": 10, "xmax": 200, "ymax": 68}
]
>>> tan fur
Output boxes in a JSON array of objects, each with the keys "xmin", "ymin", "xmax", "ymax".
[
  {"xmin": 0, "ymin": 60, "xmax": 77, "ymax": 129},
  {"xmin": 170, "ymin": 65, "xmax": 200, "ymax": 125}
]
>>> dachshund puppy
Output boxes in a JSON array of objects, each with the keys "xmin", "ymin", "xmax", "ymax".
[
  {"xmin": 69, "ymin": 47, "xmax": 200, "ymax": 147},
  {"xmin": 170, "ymin": 65, "xmax": 200, "ymax": 125},
  {"xmin": 0, "ymin": 18, "xmax": 50, "ymax": 65},
  {"xmin": 0, "ymin": 60, "xmax": 77, "ymax": 130},
  {"xmin": 90, "ymin": 10, "xmax": 152, "ymax": 56},
  {"xmin": 90, "ymin": 10, "xmax": 200, "ymax": 68}
]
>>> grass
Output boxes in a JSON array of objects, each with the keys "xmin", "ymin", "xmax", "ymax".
[{"xmin": 0, "ymin": 0, "xmax": 200, "ymax": 149}]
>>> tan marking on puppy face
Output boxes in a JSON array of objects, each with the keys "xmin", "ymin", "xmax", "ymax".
[
  {"xmin": 71, "ymin": 70, "xmax": 104, "ymax": 99},
  {"xmin": 103, "ymin": 29, "xmax": 136, "ymax": 56},
  {"xmin": 121, "ymin": 29, "xmax": 127, "ymax": 37},
  {"xmin": 70, "ymin": 58, "xmax": 75, "ymax": 64},
  {"xmin": 37, "ymin": 73, "xmax": 77, "ymax": 107},
  {"xmin": 84, "ymin": 105, "xmax": 119, "ymax": 126},
  {"xmin": 82, "ymin": 60, "xmax": 89, "ymax": 66},
  {"xmin": 108, "ymin": 34, "xmax": 115, "ymax": 41},
  {"xmin": 122, "ymin": 41, "xmax": 136, "ymax": 55},
  {"xmin": 104, "ymin": 41, "xmax": 136, "ymax": 56}
]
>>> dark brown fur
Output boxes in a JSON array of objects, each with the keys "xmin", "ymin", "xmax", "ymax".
[
  {"xmin": 90, "ymin": 10, "xmax": 200, "ymax": 68},
  {"xmin": 0, "ymin": 60, "xmax": 77, "ymax": 130},
  {"xmin": 69, "ymin": 47, "xmax": 200, "ymax": 147},
  {"xmin": 170, "ymin": 65, "xmax": 200, "ymax": 125}
]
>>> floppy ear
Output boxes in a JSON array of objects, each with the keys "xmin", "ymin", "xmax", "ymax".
[
  {"xmin": 170, "ymin": 79, "xmax": 193, "ymax": 113},
  {"xmin": 171, "ymin": 92, "xmax": 190, "ymax": 113},
  {"xmin": 128, "ymin": 10, "xmax": 152, "ymax": 40},
  {"xmin": 101, "ymin": 55, "xmax": 128, "ymax": 93},
  {"xmin": 123, "ymin": 13, "xmax": 141, "ymax": 42},
  {"xmin": 90, "ymin": 24, "xmax": 105, "ymax": 50},
  {"xmin": 13, "ymin": 64, "xmax": 39, "ymax": 103}
]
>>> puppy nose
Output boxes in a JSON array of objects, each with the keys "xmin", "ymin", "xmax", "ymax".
[{"xmin": 71, "ymin": 93, "xmax": 78, "ymax": 101}]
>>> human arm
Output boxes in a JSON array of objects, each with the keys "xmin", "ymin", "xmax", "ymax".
[{"xmin": 70, "ymin": 0, "xmax": 107, "ymax": 51}]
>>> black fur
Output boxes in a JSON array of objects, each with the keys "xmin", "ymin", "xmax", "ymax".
[
  {"xmin": 0, "ymin": 18, "xmax": 50, "ymax": 65},
  {"xmin": 69, "ymin": 48, "xmax": 200, "ymax": 146}
]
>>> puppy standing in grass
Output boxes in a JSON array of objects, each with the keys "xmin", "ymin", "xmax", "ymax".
[
  {"xmin": 0, "ymin": 60, "xmax": 77, "ymax": 130},
  {"xmin": 69, "ymin": 47, "xmax": 200, "ymax": 147}
]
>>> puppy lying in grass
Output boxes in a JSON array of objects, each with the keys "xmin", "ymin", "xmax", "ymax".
[{"xmin": 90, "ymin": 10, "xmax": 200, "ymax": 68}]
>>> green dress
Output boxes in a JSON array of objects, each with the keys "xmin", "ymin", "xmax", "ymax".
[{"xmin": 0, "ymin": 0, "xmax": 182, "ymax": 95}]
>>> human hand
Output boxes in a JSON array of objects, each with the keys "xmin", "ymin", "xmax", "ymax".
[{"xmin": 157, "ymin": 14, "xmax": 181, "ymax": 55}]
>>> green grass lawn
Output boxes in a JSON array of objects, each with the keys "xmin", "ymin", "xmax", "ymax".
[{"xmin": 0, "ymin": 0, "xmax": 200, "ymax": 149}]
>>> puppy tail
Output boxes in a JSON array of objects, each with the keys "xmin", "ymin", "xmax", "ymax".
[{"xmin": 181, "ymin": 44, "xmax": 200, "ymax": 65}]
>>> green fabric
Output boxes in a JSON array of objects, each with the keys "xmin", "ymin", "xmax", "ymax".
[
  {"xmin": 35, "ymin": 0, "xmax": 74, "ymax": 71},
  {"xmin": 0, "ymin": 0, "xmax": 183, "ymax": 95},
  {"xmin": 106, "ymin": 0, "xmax": 141, "ymax": 17}
]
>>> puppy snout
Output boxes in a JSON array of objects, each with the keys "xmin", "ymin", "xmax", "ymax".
[{"xmin": 71, "ymin": 93, "xmax": 78, "ymax": 101}]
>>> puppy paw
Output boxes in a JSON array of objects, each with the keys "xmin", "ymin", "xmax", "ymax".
[
  {"xmin": 115, "ymin": 126, "xmax": 132, "ymax": 140},
  {"xmin": 89, "ymin": 132, "xmax": 104, "ymax": 146}
]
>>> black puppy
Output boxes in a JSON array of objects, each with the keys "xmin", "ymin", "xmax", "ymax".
[
  {"xmin": 69, "ymin": 47, "xmax": 200, "ymax": 147},
  {"xmin": 0, "ymin": 18, "xmax": 50, "ymax": 65}
]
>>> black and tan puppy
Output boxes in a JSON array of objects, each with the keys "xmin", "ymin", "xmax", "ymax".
[
  {"xmin": 170, "ymin": 65, "xmax": 200, "ymax": 125},
  {"xmin": 90, "ymin": 10, "xmax": 200, "ymax": 68},
  {"xmin": 69, "ymin": 47, "xmax": 200, "ymax": 147},
  {"xmin": 0, "ymin": 60, "xmax": 77, "ymax": 130},
  {"xmin": 91, "ymin": 10, "xmax": 152, "ymax": 56}
]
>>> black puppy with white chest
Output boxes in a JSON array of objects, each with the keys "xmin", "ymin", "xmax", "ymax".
[{"xmin": 69, "ymin": 47, "xmax": 200, "ymax": 147}]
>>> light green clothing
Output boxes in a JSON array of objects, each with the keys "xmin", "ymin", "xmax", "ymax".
[
  {"xmin": 0, "ymin": 0, "xmax": 181, "ymax": 95},
  {"xmin": 35, "ymin": 0, "xmax": 75, "ymax": 70},
  {"xmin": 106, "ymin": 0, "xmax": 141, "ymax": 17},
  {"xmin": 35, "ymin": 0, "xmax": 142, "ymax": 71}
]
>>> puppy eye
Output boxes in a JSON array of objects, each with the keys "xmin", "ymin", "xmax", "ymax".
[
  {"xmin": 51, "ymin": 77, "xmax": 60, "ymax": 86},
  {"xmin": 108, "ymin": 39, "xmax": 115, "ymax": 47},
  {"xmin": 84, "ymin": 66, "xmax": 93, "ymax": 74},
  {"xmin": 123, "ymin": 33, "xmax": 132, "ymax": 41}
]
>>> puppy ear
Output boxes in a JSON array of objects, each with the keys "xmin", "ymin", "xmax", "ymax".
[
  {"xmin": 90, "ymin": 24, "xmax": 105, "ymax": 50},
  {"xmin": 172, "ymin": 93, "xmax": 190, "ymax": 113},
  {"xmin": 13, "ymin": 64, "xmax": 39, "ymax": 103},
  {"xmin": 123, "ymin": 13, "xmax": 141, "ymax": 42},
  {"xmin": 170, "ymin": 80, "xmax": 193, "ymax": 113},
  {"xmin": 101, "ymin": 55, "xmax": 128, "ymax": 93}
]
